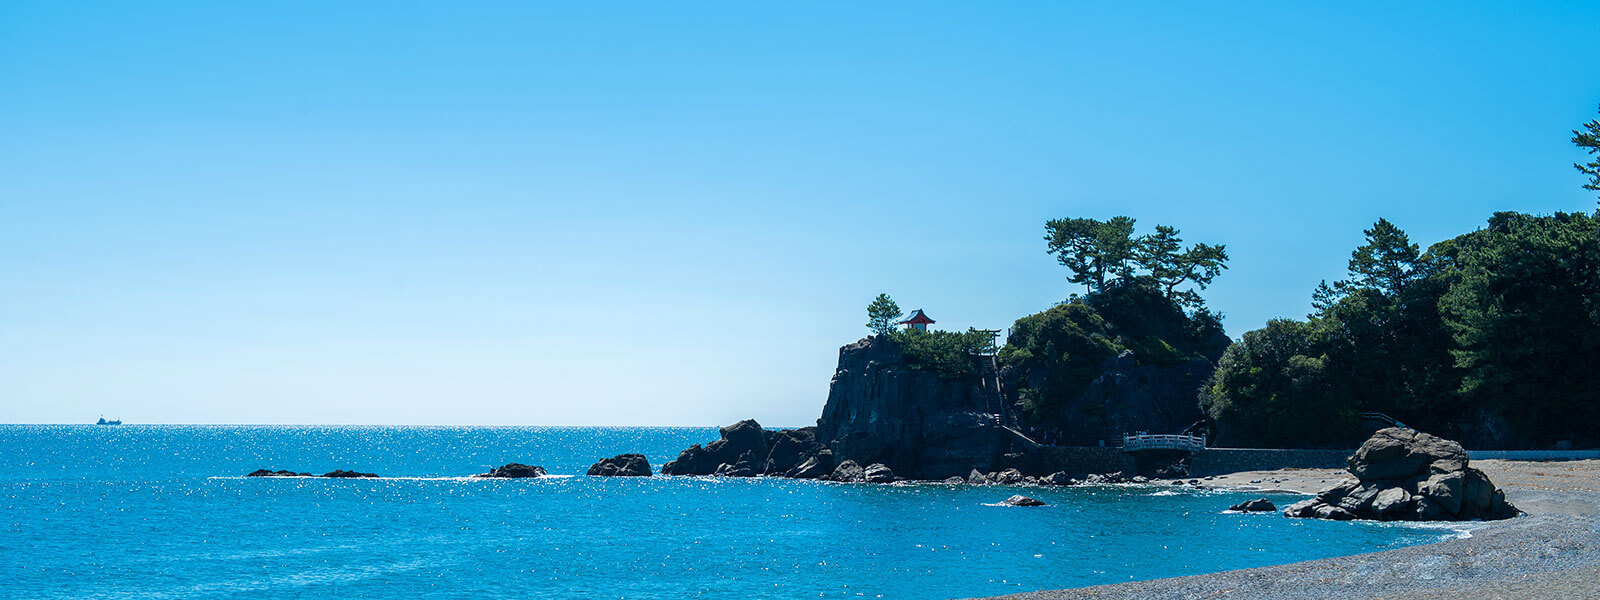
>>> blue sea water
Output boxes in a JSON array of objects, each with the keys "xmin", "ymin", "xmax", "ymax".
[{"xmin": 2, "ymin": 425, "xmax": 1458, "ymax": 599}]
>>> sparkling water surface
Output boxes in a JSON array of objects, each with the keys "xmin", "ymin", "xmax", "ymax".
[{"xmin": 2, "ymin": 425, "xmax": 1457, "ymax": 599}]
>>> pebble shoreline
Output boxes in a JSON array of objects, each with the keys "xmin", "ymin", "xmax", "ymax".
[{"xmin": 973, "ymin": 459, "xmax": 1600, "ymax": 600}]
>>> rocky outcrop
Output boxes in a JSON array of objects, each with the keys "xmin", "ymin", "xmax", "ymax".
[
  {"xmin": 1023, "ymin": 350, "xmax": 1213, "ymax": 446},
  {"xmin": 249, "ymin": 469, "xmax": 378, "ymax": 478},
  {"xmin": 816, "ymin": 336, "xmax": 1018, "ymax": 479},
  {"xmin": 474, "ymin": 463, "xmax": 546, "ymax": 478},
  {"xmin": 1284, "ymin": 428, "xmax": 1519, "ymax": 522},
  {"xmin": 1229, "ymin": 498, "xmax": 1276, "ymax": 513},
  {"xmin": 321, "ymin": 470, "xmax": 379, "ymax": 478},
  {"xmin": 661, "ymin": 421, "xmax": 834, "ymax": 479},
  {"xmin": 1000, "ymin": 495, "xmax": 1046, "ymax": 506},
  {"xmin": 830, "ymin": 460, "xmax": 865, "ymax": 482},
  {"xmin": 661, "ymin": 419, "xmax": 771, "ymax": 476},
  {"xmin": 587, "ymin": 454, "xmax": 651, "ymax": 477},
  {"xmin": 862, "ymin": 463, "xmax": 895, "ymax": 483}
]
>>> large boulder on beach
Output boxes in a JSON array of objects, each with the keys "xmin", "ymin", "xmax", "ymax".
[
  {"xmin": 474, "ymin": 463, "xmax": 546, "ymax": 478},
  {"xmin": 587, "ymin": 454, "xmax": 651, "ymax": 477},
  {"xmin": 1285, "ymin": 428, "xmax": 1518, "ymax": 522}
]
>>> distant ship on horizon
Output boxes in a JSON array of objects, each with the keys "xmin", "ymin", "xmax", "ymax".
[{"xmin": 96, "ymin": 417, "xmax": 122, "ymax": 426}]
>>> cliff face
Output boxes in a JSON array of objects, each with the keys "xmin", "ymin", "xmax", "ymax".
[
  {"xmin": 815, "ymin": 336, "xmax": 1013, "ymax": 479},
  {"xmin": 1015, "ymin": 350, "xmax": 1211, "ymax": 445}
]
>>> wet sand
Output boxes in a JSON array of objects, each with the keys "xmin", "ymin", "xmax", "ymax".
[{"xmin": 975, "ymin": 459, "xmax": 1600, "ymax": 600}]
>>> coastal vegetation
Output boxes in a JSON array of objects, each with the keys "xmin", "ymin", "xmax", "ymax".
[
  {"xmin": 1203, "ymin": 211, "xmax": 1600, "ymax": 448},
  {"xmin": 1204, "ymin": 109, "xmax": 1600, "ymax": 449}
]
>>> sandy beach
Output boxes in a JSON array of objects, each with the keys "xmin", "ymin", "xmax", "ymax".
[{"xmin": 978, "ymin": 459, "xmax": 1600, "ymax": 600}]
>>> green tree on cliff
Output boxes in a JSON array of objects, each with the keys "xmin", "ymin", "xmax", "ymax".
[
  {"xmin": 1574, "ymin": 104, "xmax": 1600, "ymax": 203},
  {"xmin": 866, "ymin": 293, "xmax": 902, "ymax": 336},
  {"xmin": 1135, "ymin": 225, "xmax": 1230, "ymax": 308},
  {"xmin": 1044, "ymin": 216, "xmax": 1137, "ymax": 292}
]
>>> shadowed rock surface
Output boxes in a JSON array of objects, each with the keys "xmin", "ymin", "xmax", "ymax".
[
  {"xmin": 587, "ymin": 454, "xmax": 651, "ymax": 477},
  {"xmin": 247, "ymin": 469, "xmax": 311, "ymax": 477},
  {"xmin": 816, "ymin": 336, "xmax": 1016, "ymax": 479},
  {"xmin": 1284, "ymin": 428, "xmax": 1518, "ymax": 522}
]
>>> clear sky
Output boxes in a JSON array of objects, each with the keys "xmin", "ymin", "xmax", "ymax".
[{"xmin": 3, "ymin": 2, "xmax": 1598, "ymax": 425}]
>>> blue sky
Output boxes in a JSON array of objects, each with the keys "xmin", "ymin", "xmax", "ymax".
[{"xmin": 3, "ymin": 2, "xmax": 1598, "ymax": 425}]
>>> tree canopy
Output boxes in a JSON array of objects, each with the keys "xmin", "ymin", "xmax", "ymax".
[
  {"xmin": 1574, "ymin": 104, "xmax": 1600, "ymax": 202},
  {"xmin": 1044, "ymin": 217, "xmax": 1228, "ymax": 309},
  {"xmin": 865, "ymin": 293, "xmax": 902, "ymax": 337},
  {"xmin": 1204, "ymin": 212, "xmax": 1600, "ymax": 449}
]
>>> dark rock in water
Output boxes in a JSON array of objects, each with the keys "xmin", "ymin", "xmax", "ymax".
[
  {"xmin": 474, "ymin": 463, "xmax": 546, "ymax": 478},
  {"xmin": 1000, "ymin": 495, "xmax": 1046, "ymax": 507},
  {"xmin": 815, "ymin": 336, "xmax": 1020, "ymax": 480},
  {"xmin": 587, "ymin": 454, "xmax": 651, "ymax": 477},
  {"xmin": 943, "ymin": 476, "xmax": 965, "ymax": 484},
  {"xmin": 321, "ymin": 470, "xmax": 379, "ymax": 478},
  {"xmin": 247, "ymin": 469, "xmax": 310, "ymax": 477},
  {"xmin": 785, "ymin": 450, "xmax": 834, "ymax": 479},
  {"xmin": 1229, "ymin": 498, "xmax": 1277, "ymax": 512},
  {"xmin": 830, "ymin": 460, "xmax": 865, "ymax": 482},
  {"xmin": 713, "ymin": 450, "xmax": 761, "ymax": 477},
  {"xmin": 662, "ymin": 419, "xmax": 772, "ymax": 476},
  {"xmin": 1286, "ymin": 428, "xmax": 1520, "ymax": 522},
  {"xmin": 763, "ymin": 427, "xmax": 824, "ymax": 475},
  {"xmin": 967, "ymin": 469, "xmax": 990, "ymax": 485},
  {"xmin": 862, "ymin": 463, "xmax": 895, "ymax": 483}
]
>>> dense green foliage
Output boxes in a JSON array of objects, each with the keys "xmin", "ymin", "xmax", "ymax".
[
  {"xmin": 1044, "ymin": 217, "xmax": 1228, "ymax": 309},
  {"xmin": 1001, "ymin": 283, "xmax": 1228, "ymax": 423},
  {"xmin": 1575, "ymin": 105, "xmax": 1600, "ymax": 201},
  {"xmin": 865, "ymin": 293, "xmax": 902, "ymax": 337},
  {"xmin": 1203, "ymin": 212, "xmax": 1600, "ymax": 448},
  {"xmin": 892, "ymin": 328, "xmax": 997, "ymax": 380}
]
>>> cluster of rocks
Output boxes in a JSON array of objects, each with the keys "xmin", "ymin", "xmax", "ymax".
[
  {"xmin": 661, "ymin": 420, "xmax": 835, "ymax": 479},
  {"xmin": 826, "ymin": 460, "xmax": 896, "ymax": 483},
  {"xmin": 474, "ymin": 463, "xmax": 548, "ymax": 478},
  {"xmin": 247, "ymin": 469, "xmax": 379, "ymax": 478},
  {"xmin": 1284, "ymin": 428, "xmax": 1520, "ymax": 522},
  {"xmin": 587, "ymin": 454, "xmax": 651, "ymax": 477}
]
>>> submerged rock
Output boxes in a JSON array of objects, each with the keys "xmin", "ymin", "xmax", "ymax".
[
  {"xmin": 1000, "ymin": 495, "xmax": 1047, "ymax": 507},
  {"xmin": 587, "ymin": 454, "xmax": 651, "ymax": 477},
  {"xmin": 247, "ymin": 469, "xmax": 310, "ymax": 477},
  {"xmin": 474, "ymin": 463, "xmax": 546, "ymax": 478},
  {"xmin": 1229, "ymin": 498, "xmax": 1277, "ymax": 513},
  {"xmin": 321, "ymin": 470, "xmax": 379, "ymax": 478},
  {"xmin": 1286, "ymin": 428, "xmax": 1519, "ymax": 522}
]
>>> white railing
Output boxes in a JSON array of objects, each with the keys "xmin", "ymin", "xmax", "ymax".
[{"xmin": 1121, "ymin": 433, "xmax": 1207, "ymax": 453}]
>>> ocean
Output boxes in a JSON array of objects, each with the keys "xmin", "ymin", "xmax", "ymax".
[{"xmin": 1, "ymin": 425, "xmax": 1459, "ymax": 599}]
